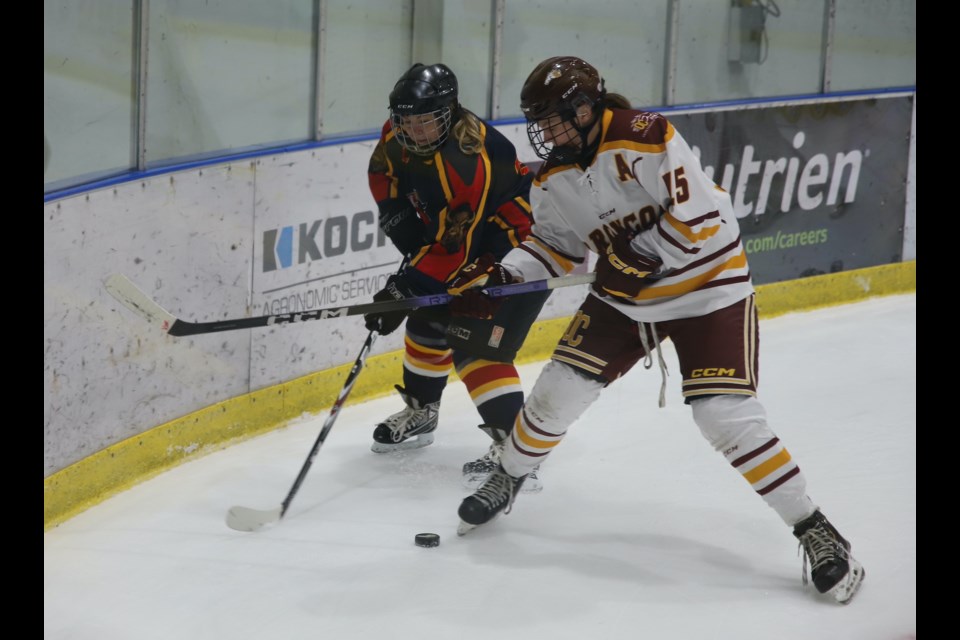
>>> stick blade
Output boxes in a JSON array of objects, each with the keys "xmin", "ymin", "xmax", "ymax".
[
  {"xmin": 104, "ymin": 274, "xmax": 178, "ymax": 332},
  {"xmin": 225, "ymin": 505, "xmax": 283, "ymax": 532}
]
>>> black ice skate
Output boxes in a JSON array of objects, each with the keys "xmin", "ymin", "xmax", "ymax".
[
  {"xmin": 370, "ymin": 385, "xmax": 440, "ymax": 453},
  {"xmin": 793, "ymin": 510, "xmax": 865, "ymax": 604},
  {"xmin": 462, "ymin": 439, "xmax": 542, "ymax": 493},
  {"xmin": 457, "ymin": 464, "xmax": 526, "ymax": 536}
]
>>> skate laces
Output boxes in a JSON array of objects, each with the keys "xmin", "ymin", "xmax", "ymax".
[
  {"xmin": 382, "ymin": 406, "xmax": 419, "ymax": 442},
  {"xmin": 796, "ymin": 527, "xmax": 846, "ymax": 585},
  {"xmin": 473, "ymin": 470, "xmax": 518, "ymax": 514},
  {"xmin": 483, "ymin": 441, "xmax": 505, "ymax": 463},
  {"xmin": 382, "ymin": 401, "xmax": 437, "ymax": 443}
]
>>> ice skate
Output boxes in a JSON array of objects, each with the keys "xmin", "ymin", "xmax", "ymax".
[
  {"xmin": 462, "ymin": 440, "xmax": 542, "ymax": 493},
  {"xmin": 457, "ymin": 464, "xmax": 526, "ymax": 536},
  {"xmin": 793, "ymin": 510, "xmax": 865, "ymax": 604},
  {"xmin": 370, "ymin": 385, "xmax": 440, "ymax": 453}
]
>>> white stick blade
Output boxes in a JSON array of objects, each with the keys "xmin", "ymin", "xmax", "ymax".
[
  {"xmin": 105, "ymin": 274, "xmax": 178, "ymax": 331},
  {"xmin": 225, "ymin": 506, "xmax": 283, "ymax": 532}
]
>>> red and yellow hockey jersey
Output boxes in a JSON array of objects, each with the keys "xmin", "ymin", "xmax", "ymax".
[{"xmin": 368, "ymin": 116, "xmax": 535, "ymax": 294}]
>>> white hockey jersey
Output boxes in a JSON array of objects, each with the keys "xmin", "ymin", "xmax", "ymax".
[{"xmin": 502, "ymin": 108, "xmax": 755, "ymax": 322}]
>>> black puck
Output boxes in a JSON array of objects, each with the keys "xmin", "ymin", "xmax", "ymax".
[{"xmin": 414, "ymin": 532, "xmax": 440, "ymax": 548}]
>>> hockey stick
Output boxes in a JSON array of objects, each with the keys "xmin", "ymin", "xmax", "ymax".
[
  {"xmin": 105, "ymin": 271, "xmax": 597, "ymax": 337},
  {"xmin": 225, "ymin": 328, "xmax": 378, "ymax": 532},
  {"xmin": 224, "ymin": 254, "xmax": 413, "ymax": 532}
]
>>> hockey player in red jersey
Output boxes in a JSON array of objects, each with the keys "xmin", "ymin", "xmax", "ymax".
[
  {"xmin": 363, "ymin": 63, "xmax": 548, "ymax": 490},
  {"xmin": 447, "ymin": 56, "xmax": 864, "ymax": 604}
]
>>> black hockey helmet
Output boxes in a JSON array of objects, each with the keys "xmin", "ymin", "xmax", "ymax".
[
  {"xmin": 389, "ymin": 63, "xmax": 460, "ymax": 154},
  {"xmin": 520, "ymin": 56, "xmax": 607, "ymax": 161}
]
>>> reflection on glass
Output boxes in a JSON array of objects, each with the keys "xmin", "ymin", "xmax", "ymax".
[
  {"xmin": 44, "ymin": 0, "xmax": 135, "ymax": 189},
  {"xmin": 830, "ymin": 0, "xmax": 915, "ymax": 91},
  {"xmin": 323, "ymin": 0, "xmax": 413, "ymax": 137},
  {"xmin": 145, "ymin": 0, "xmax": 314, "ymax": 166},
  {"xmin": 43, "ymin": 0, "xmax": 916, "ymax": 194},
  {"xmin": 500, "ymin": 1, "xmax": 667, "ymax": 116},
  {"xmin": 675, "ymin": 0, "xmax": 822, "ymax": 104}
]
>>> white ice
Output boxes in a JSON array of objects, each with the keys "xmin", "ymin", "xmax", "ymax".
[{"xmin": 44, "ymin": 294, "xmax": 916, "ymax": 640}]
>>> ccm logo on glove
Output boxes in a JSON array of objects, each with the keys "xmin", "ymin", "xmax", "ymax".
[
  {"xmin": 593, "ymin": 232, "xmax": 663, "ymax": 299},
  {"xmin": 606, "ymin": 252, "xmax": 658, "ymax": 278}
]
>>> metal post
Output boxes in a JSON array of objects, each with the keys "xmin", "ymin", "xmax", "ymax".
[
  {"xmin": 820, "ymin": 0, "xmax": 835, "ymax": 93},
  {"xmin": 490, "ymin": 0, "xmax": 505, "ymax": 120},
  {"xmin": 135, "ymin": 0, "xmax": 150, "ymax": 171},
  {"xmin": 313, "ymin": 0, "xmax": 327, "ymax": 140},
  {"xmin": 664, "ymin": 0, "xmax": 680, "ymax": 106}
]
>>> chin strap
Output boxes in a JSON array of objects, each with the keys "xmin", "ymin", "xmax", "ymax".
[{"xmin": 576, "ymin": 117, "xmax": 603, "ymax": 165}]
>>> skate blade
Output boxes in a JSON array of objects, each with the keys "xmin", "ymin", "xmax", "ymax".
[
  {"xmin": 830, "ymin": 559, "xmax": 865, "ymax": 604},
  {"xmin": 370, "ymin": 432, "xmax": 435, "ymax": 453},
  {"xmin": 456, "ymin": 520, "xmax": 478, "ymax": 536},
  {"xmin": 457, "ymin": 509, "xmax": 508, "ymax": 536},
  {"xmin": 521, "ymin": 476, "xmax": 543, "ymax": 493}
]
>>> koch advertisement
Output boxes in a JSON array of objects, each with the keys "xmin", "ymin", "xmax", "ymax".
[{"xmin": 257, "ymin": 209, "xmax": 397, "ymax": 317}]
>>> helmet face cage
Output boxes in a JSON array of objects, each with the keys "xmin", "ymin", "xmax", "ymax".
[
  {"xmin": 390, "ymin": 107, "xmax": 453, "ymax": 155},
  {"xmin": 388, "ymin": 63, "xmax": 459, "ymax": 155},
  {"xmin": 522, "ymin": 104, "xmax": 576, "ymax": 162},
  {"xmin": 520, "ymin": 57, "xmax": 606, "ymax": 162},
  {"xmin": 527, "ymin": 114, "xmax": 577, "ymax": 160},
  {"xmin": 524, "ymin": 94, "xmax": 597, "ymax": 163}
]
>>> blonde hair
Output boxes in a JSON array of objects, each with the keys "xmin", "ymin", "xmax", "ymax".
[{"xmin": 452, "ymin": 109, "xmax": 484, "ymax": 155}]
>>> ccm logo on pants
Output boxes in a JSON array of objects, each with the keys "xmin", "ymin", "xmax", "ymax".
[{"xmin": 691, "ymin": 368, "xmax": 736, "ymax": 378}]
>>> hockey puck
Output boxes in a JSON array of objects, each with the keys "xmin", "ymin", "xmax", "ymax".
[{"xmin": 414, "ymin": 532, "xmax": 440, "ymax": 548}]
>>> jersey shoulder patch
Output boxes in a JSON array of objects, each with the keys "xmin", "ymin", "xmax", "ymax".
[{"xmin": 605, "ymin": 109, "xmax": 669, "ymax": 146}]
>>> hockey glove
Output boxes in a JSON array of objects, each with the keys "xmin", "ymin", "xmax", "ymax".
[
  {"xmin": 593, "ymin": 232, "xmax": 663, "ymax": 299},
  {"xmin": 447, "ymin": 253, "xmax": 514, "ymax": 319},
  {"xmin": 364, "ymin": 274, "xmax": 417, "ymax": 335},
  {"xmin": 379, "ymin": 198, "xmax": 428, "ymax": 257}
]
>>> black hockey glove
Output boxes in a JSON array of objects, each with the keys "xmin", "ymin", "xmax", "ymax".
[
  {"xmin": 364, "ymin": 274, "xmax": 417, "ymax": 335},
  {"xmin": 593, "ymin": 232, "xmax": 663, "ymax": 299},
  {"xmin": 379, "ymin": 198, "xmax": 428, "ymax": 257},
  {"xmin": 447, "ymin": 253, "xmax": 514, "ymax": 319}
]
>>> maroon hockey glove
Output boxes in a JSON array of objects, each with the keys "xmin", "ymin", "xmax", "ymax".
[
  {"xmin": 447, "ymin": 254, "xmax": 514, "ymax": 319},
  {"xmin": 593, "ymin": 233, "xmax": 663, "ymax": 299}
]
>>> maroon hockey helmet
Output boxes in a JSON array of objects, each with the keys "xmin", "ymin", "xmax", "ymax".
[{"xmin": 520, "ymin": 56, "xmax": 607, "ymax": 161}]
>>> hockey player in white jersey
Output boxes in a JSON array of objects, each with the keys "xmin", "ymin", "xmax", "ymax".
[{"xmin": 446, "ymin": 56, "xmax": 864, "ymax": 604}]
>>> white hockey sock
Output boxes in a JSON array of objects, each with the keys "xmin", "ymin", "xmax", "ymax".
[
  {"xmin": 692, "ymin": 395, "xmax": 816, "ymax": 525},
  {"xmin": 501, "ymin": 361, "xmax": 604, "ymax": 478}
]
